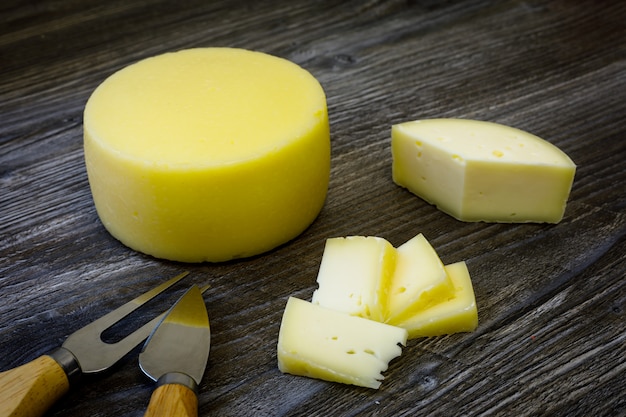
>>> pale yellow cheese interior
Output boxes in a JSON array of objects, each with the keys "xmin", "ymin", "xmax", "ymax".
[
  {"xmin": 277, "ymin": 297, "xmax": 407, "ymax": 389},
  {"xmin": 84, "ymin": 48, "xmax": 330, "ymax": 262},
  {"xmin": 386, "ymin": 234, "xmax": 453, "ymax": 325},
  {"xmin": 277, "ymin": 234, "xmax": 480, "ymax": 388},
  {"xmin": 311, "ymin": 236, "xmax": 396, "ymax": 322},
  {"xmin": 395, "ymin": 261, "xmax": 478, "ymax": 338},
  {"xmin": 392, "ymin": 118, "xmax": 576, "ymax": 223}
]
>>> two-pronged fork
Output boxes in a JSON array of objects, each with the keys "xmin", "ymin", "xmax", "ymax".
[{"xmin": 0, "ymin": 271, "xmax": 192, "ymax": 417}]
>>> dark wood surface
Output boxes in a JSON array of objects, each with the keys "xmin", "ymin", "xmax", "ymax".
[{"xmin": 1, "ymin": 1, "xmax": 625, "ymax": 416}]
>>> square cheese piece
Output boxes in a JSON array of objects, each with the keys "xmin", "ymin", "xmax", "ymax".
[
  {"xmin": 277, "ymin": 297, "xmax": 408, "ymax": 389},
  {"xmin": 392, "ymin": 119, "xmax": 576, "ymax": 223},
  {"xmin": 386, "ymin": 233, "xmax": 454, "ymax": 325},
  {"xmin": 311, "ymin": 236, "xmax": 396, "ymax": 322},
  {"xmin": 395, "ymin": 261, "xmax": 478, "ymax": 339}
]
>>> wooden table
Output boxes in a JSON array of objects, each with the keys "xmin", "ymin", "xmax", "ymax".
[{"xmin": 1, "ymin": 1, "xmax": 625, "ymax": 416}]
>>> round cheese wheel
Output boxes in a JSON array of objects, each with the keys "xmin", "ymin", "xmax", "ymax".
[{"xmin": 84, "ymin": 48, "xmax": 330, "ymax": 262}]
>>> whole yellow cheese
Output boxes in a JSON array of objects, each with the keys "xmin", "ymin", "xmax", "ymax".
[{"xmin": 84, "ymin": 48, "xmax": 330, "ymax": 262}]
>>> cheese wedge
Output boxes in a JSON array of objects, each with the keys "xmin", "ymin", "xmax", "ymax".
[
  {"xmin": 392, "ymin": 118, "xmax": 576, "ymax": 223},
  {"xmin": 84, "ymin": 47, "xmax": 330, "ymax": 262},
  {"xmin": 311, "ymin": 236, "xmax": 396, "ymax": 322},
  {"xmin": 277, "ymin": 297, "xmax": 408, "ymax": 389},
  {"xmin": 386, "ymin": 234, "xmax": 454, "ymax": 325},
  {"xmin": 395, "ymin": 261, "xmax": 478, "ymax": 339}
]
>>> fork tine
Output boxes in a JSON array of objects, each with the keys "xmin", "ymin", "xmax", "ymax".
[
  {"xmin": 87, "ymin": 271, "xmax": 190, "ymax": 331},
  {"xmin": 62, "ymin": 271, "xmax": 189, "ymax": 373},
  {"xmin": 98, "ymin": 284, "xmax": 212, "ymax": 361}
]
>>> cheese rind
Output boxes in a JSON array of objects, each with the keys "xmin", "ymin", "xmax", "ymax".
[
  {"xmin": 395, "ymin": 261, "xmax": 478, "ymax": 338},
  {"xmin": 386, "ymin": 234, "xmax": 453, "ymax": 325},
  {"xmin": 391, "ymin": 118, "xmax": 576, "ymax": 223},
  {"xmin": 83, "ymin": 48, "xmax": 330, "ymax": 262},
  {"xmin": 311, "ymin": 236, "xmax": 396, "ymax": 322},
  {"xmin": 277, "ymin": 297, "xmax": 407, "ymax": 389}
]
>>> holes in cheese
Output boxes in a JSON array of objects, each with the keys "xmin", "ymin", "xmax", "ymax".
[
  {"xmin": 394, "ymin": 261, "xmax": 478, "ymax": 338},
  {"xmin": 385, "ymin": 233, "xmax": 454, "ymax": 325},
  {"xmin": 277, "ymin": 233, "xmax": 478, "ymax": 388},
  {"xmin": 311, "ymin": 236, "xmax": 396, "ymax": 322},
  {"xmin": 83, "ymin": 47, "xmax": 330, "ymax": 262},
  {"xmin": 277, "ymin": 297, "xmax": 408, "ymax": 389},
  {"xmin": 310, "ymin": 233, "xmax": 478, "ymax": 338},
  {"xmin": 391, "ymin": 118, "xmax": 576, "ymax": 223}
]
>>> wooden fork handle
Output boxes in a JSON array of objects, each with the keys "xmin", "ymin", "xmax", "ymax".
[{"xmin": 0, "ymin": 355, "xmax": 70, "ymax": 417}]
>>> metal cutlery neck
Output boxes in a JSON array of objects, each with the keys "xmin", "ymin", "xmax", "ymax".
[
  {"xmin": 49, "ymin": 347, "xmax": 81, "ymax": 385},
  {"xmin": 156, "ymin": 372, "xmax": 199, "ymax": 394}
]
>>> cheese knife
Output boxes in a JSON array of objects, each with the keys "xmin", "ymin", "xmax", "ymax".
[
  {"xmin": 139, "ymin": 285, "xmax": 211, "ymax": 417},
  {"xmin": 0, "ymin": 272, "xmax": 191, "ymax": 417}
]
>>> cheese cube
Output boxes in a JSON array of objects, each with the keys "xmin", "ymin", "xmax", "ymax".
[
  {"xmin": 311, "ymin": 236, "xmax": 396, "ymax": 322},
  {"xmin": 277, "ymin": 297, "xmax": 408, "ymax": 389},
  {"xmin": 84, "ymin": 48, "xmax": 330, "ymax": 262},
  {"xmin": 386, "ymin": 234, "xmax": 454, "ymax": 325},
  {"xmin": 395, "ymin": 261, "xmax": 478, "ymax": 339},
  {"xmin": 391, "ymin": 118, "xmax": 576, "ymax": 223}
]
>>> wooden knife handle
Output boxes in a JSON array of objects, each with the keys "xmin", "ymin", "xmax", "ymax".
[
  {"xmin": 0, "ymin": 355, "xmax": 70, "ymax": 417},
  {"xmin": 144, "ymin": 383, "xmax": 198, "ymax": 417}
]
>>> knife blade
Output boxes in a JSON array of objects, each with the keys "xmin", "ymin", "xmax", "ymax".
[
  {"xmin": 139, "ymin": 285, "xmax": 210, "ymax": 417},
  {"xmin": 0, "ymin": 272, "xmax": 190, "ymax": 417}
]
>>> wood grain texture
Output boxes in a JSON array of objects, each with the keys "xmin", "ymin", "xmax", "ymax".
[
  {"xmin": 0, "ymin": 355, "xmax": 69, "ymax": 417},
  {"xmin": 144, "ymin": 384, "xmax": 198, "ymax": 417},
  {"xmin": 1, "ymin": 1, "xmax": 625, "ymax": 416}
]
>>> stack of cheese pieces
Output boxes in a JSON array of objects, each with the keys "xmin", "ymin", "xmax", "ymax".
[{"xmin": 277, "ymin": 233, "xmax": 478, "ymax": 389}]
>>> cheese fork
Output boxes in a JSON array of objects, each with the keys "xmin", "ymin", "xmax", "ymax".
[{"xmin": 0, "ymin": 271, "xmax": 190, "ymax": 417}]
